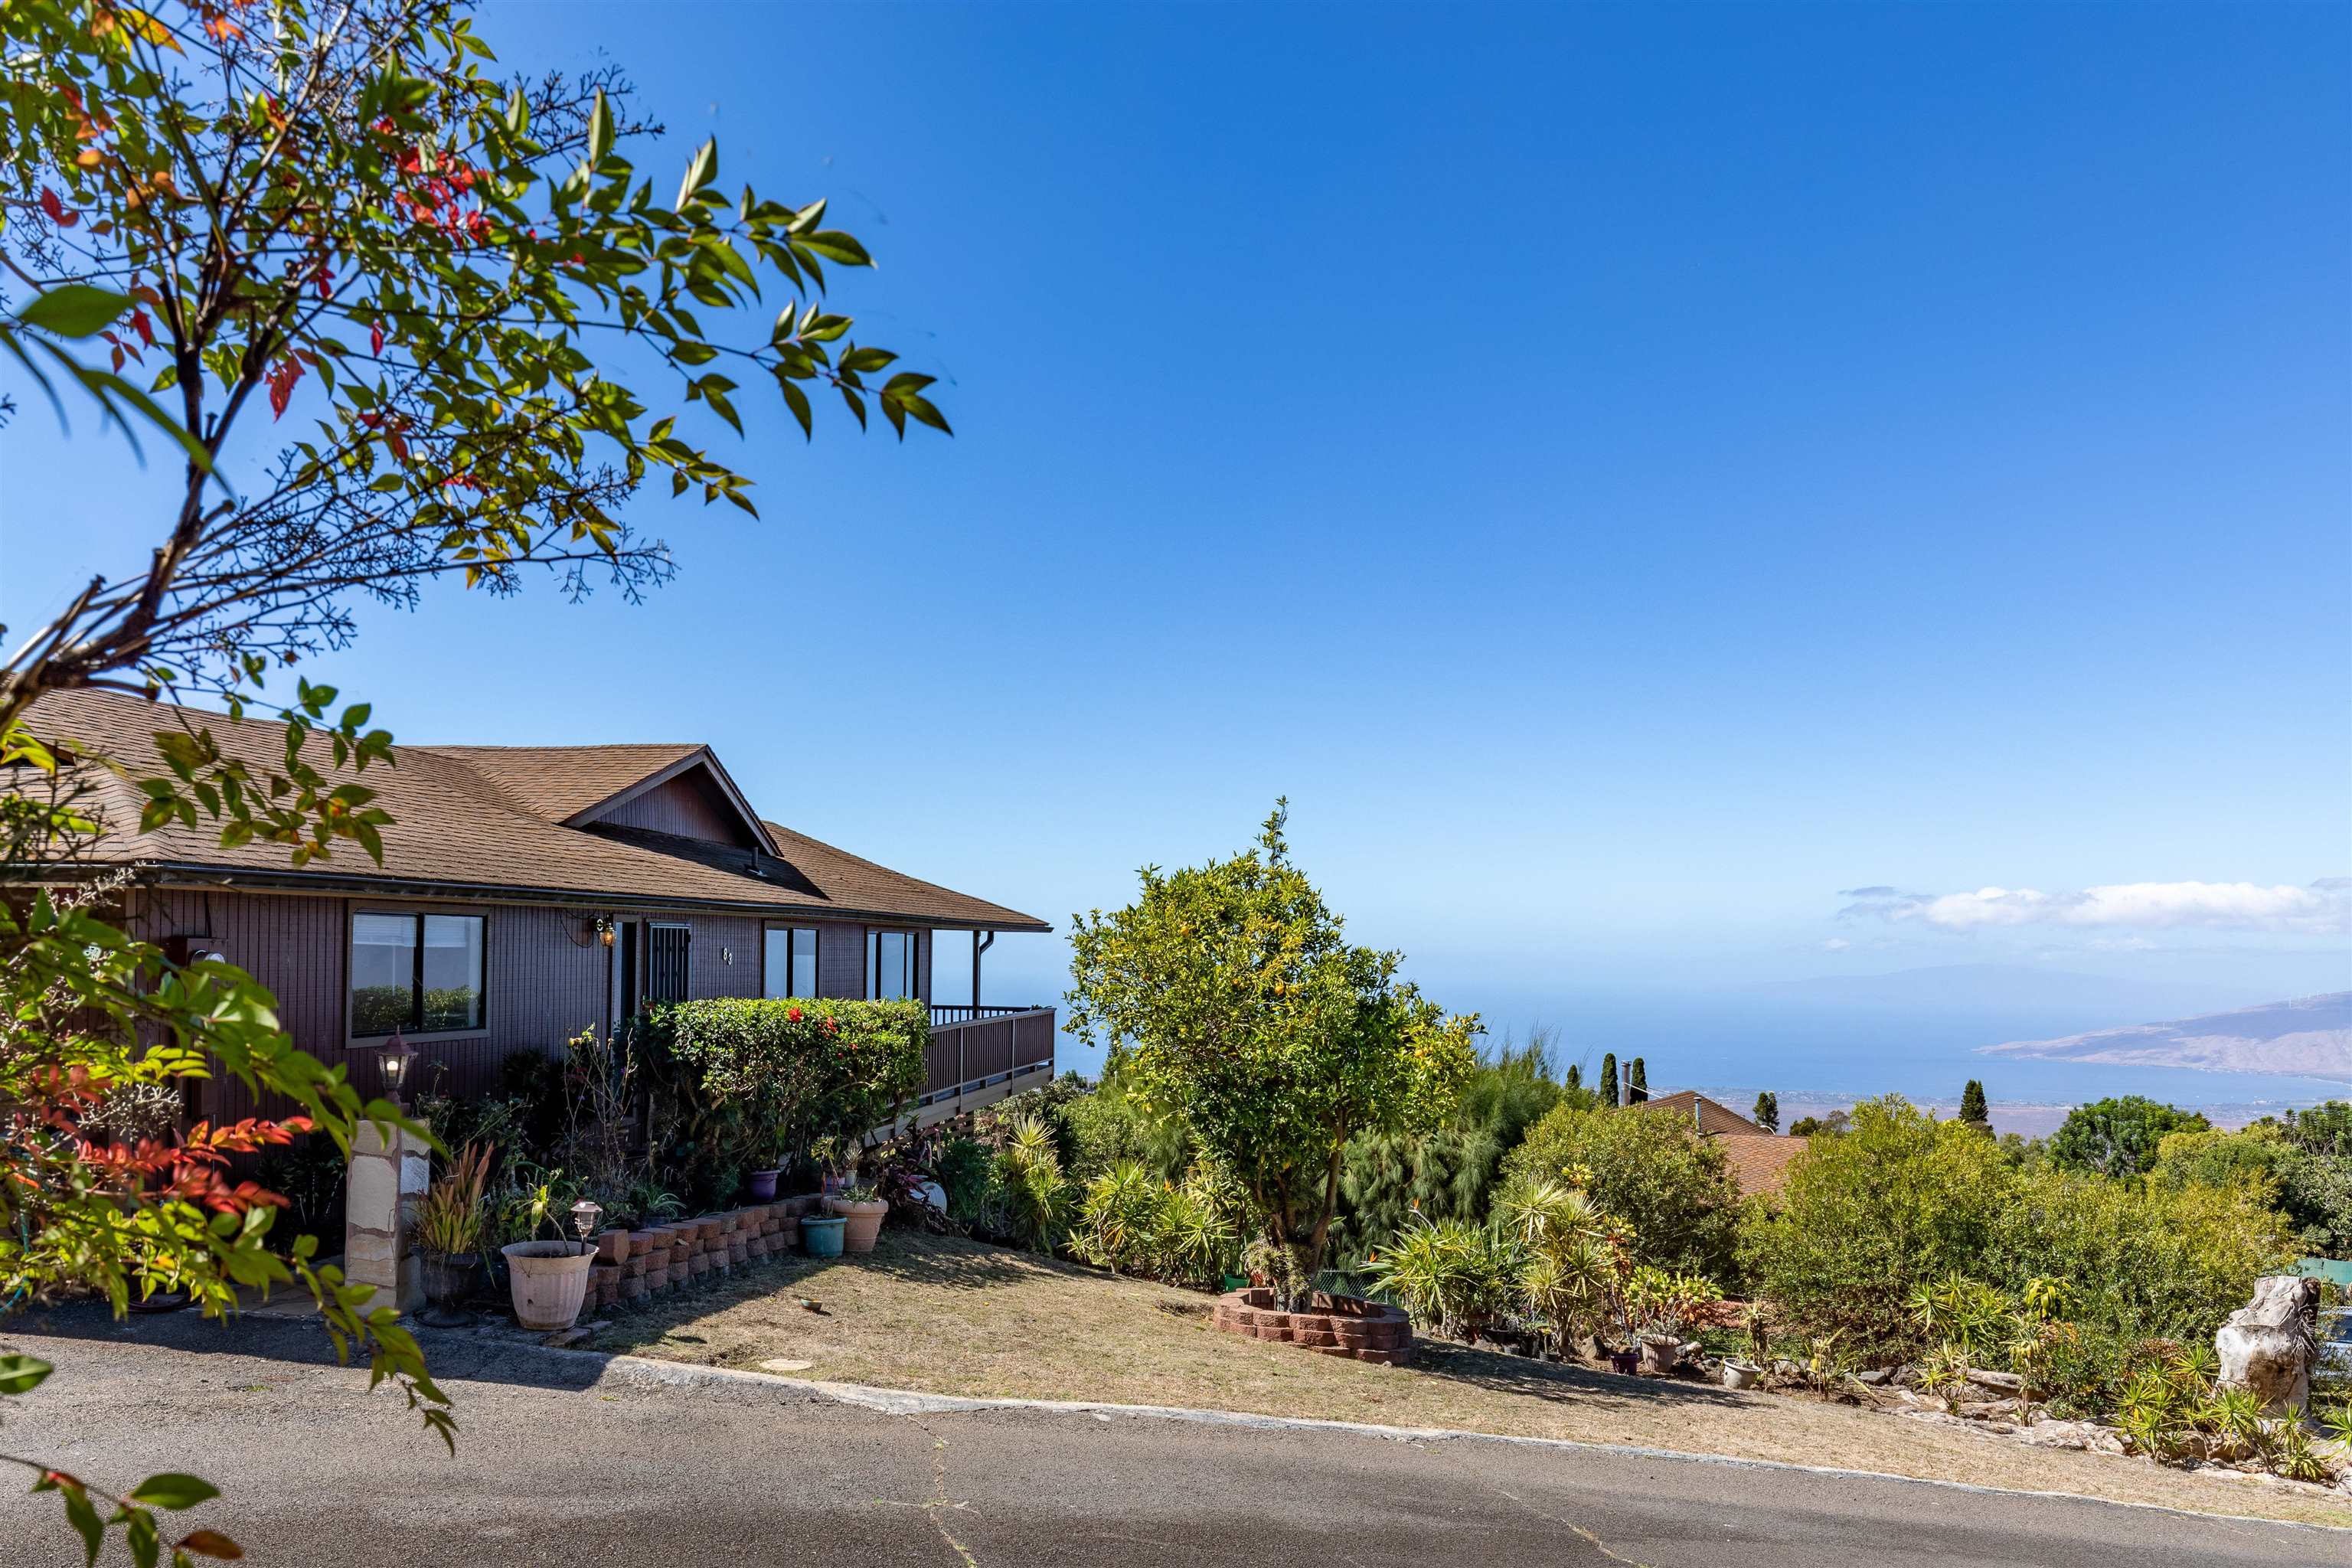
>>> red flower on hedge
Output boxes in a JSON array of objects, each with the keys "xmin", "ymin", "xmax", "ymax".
[{"xmin": 787, "ymin": 1007, "xmax": 803, "ymax": 1022}]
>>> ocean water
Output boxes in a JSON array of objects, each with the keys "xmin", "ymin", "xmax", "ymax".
[{"xmin": 1050, "ymin": 984, "xmax": 2350, "ymax": 1116}]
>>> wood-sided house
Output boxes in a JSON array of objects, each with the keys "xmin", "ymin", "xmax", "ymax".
[{"xmin": 12, "ymin": 691, "xmax": 1056, "ymax": 1124}]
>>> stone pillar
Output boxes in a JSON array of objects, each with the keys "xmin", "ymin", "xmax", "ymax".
[{"xmin": 343, "ymin": 1122, "xmax": 430, "ymax": 1314}]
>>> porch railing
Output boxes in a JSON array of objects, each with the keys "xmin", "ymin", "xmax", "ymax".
[
  {"xmin": 926, "ymin": 1002, "xmax": 1048, "ymax": 1027},
  {"xmin": 919, "ymin": 1004, "xmax": 1055, "ymax": 1111}
]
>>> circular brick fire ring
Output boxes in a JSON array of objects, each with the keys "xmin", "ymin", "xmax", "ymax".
[{"xmin": 1210, "ymin": 1287, "xmax": 1413, "ymax": 1366}]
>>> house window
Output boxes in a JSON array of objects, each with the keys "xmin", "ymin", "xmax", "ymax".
[
  {"xmin": 867, "ymin": 929, "xmax": 916, "ymax": 1000},
  {"xmin": 351, "ymin": 912, "xmax": 484, "ymax": 1036},
  {"xmin": 764, "ymin": 926, "xmax": 818, "ymax": 999},
  {"xmin": 647, "ymin": 922, "xmax": 692, "ymax": 1003}
]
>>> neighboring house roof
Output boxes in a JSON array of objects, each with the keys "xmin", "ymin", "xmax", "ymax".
[
  {"xmin": 1716, "ymin": 1134, "xmax": 1808, "ymax": 1197},
  {"xmin": 11, "ymin": 689, "xmax": 1050, "ymax": 933},
  {"xmin": 1640, "ymin": 1089, "xmax": 1807, "ymax": 1197},
  {"xmin": 1645, "ymin": 1089, "xmax": 1769, "ymax": 1138}
]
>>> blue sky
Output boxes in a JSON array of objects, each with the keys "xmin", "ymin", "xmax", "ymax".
[{"xmin": 5, "ymin": 2, "xmax": 2347, "ymax": 1076}]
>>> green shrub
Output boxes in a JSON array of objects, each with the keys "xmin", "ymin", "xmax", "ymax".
[
  {"xmin": 1740, "ymin": 1097, "xmax": 2014, "ymax": 1349},
  {"xmin": 634, "ymin": 998, "xmax": 929, "ymax": 1206},
  {"xmin": 2154, "ymin": 1124, "xmax": 2352, "ymax": 1258},
  {"xmin": 1984, "ymin": 1165, "xmax": 2290, "ymax": 1344},
  {"xmin": 1503, "ymin": 1099, "xmax": 1743, "ymax": 1282}
]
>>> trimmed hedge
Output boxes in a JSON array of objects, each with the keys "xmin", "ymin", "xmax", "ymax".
[{"xmin": 633, "ymin": 997, "xmax": 929, "ymax": 1207}]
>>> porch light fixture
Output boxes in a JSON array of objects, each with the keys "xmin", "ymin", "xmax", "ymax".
[
  {"xmin": 590, "ymin": 913, "xmax": 616, "ymax": 947},
  {"xmin": 378, "ymin": 1031, "xmax": 419, "ymax": 1106}
]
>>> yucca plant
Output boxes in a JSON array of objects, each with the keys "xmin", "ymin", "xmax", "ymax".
[
  {"xmin": 1074, "ymin": 1160, "xmax": 1160, "ymax": 1275},
  {"xmin": 1517, "ymin": 1230, "xmax": 1615, "ymax": 1357},
  {"xmin": 2269, "ymin": 1414, "xmax": 2334, "ymax": 1484},
  {"xmin": 996, "ymin": 1115, "xmax": 1072, "ymax": 1252},
  {"xmin": 1364, "ymin": 1212, "xmax": 1518, "ymax": 1340},
  {"xmin": 2118, "ymin": 1403, "xmax": 2181, "ymax": 1462},
  {"xmin": 1154, "ymin": 1168, "xmax": 1242, "ymax": 1288},
  {"xmin": 1917, "ymin": 1342, "xmax": 1973, "ymax": 1413},
  {"xmin": 2195, "ymin": 1386, "xmax": 2268, "ymax": 1458}
]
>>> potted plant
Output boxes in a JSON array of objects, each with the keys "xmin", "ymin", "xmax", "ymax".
[
  {"xmin": 415, "ymin": 1142, "xmax": 493, "ymax": 1327},
  {"xmin": 499, "ymin": 1180, "xmax": 598, "ymax": 1331},
  {"xmin": 1721, "ymin": 1300, "xmax": 1769, "ymax": 1390},
  {"xmin": 827, "ymin": 1181, "xmax": 888, "ymax": 1253},
  {"xmin": 1624, "ymin": 1266, "xmax": 1719, "ymax": 1376}
]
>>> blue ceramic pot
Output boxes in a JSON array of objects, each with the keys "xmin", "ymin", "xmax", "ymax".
[{"xmin": 801, "ymin": 1214, "xmax": 847, "ymax": 1259}]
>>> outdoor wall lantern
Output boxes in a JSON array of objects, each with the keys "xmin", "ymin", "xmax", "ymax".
[
  {"xmin": 590, "ymin": 913, "xmax": 617, "ymax": 947},
  {"xmin": 378, "ymin": 1031, "xmax": 418, "ymax": 1106}
]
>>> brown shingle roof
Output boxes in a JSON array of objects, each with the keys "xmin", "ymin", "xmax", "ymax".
[
  {"xmin": 11, "ymin": 689, "xmax": 1049, "ymax": 932},
  {"xmin": 1717, "ymin": 1135, "xmax": 1807, "ymax": 1197},
  {"xmin": 1644, "ymin": 1089, "xmax": 1769, "ymax": 1137},
  {"xmin": 410, "ymin": 743, "xmax": 704, "ymax": 822}
]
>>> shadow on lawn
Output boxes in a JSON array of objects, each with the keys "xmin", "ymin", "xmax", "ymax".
[{"xmin": 1404, "ymin": 1338, "xmax": 1771, "ymax": 1413}]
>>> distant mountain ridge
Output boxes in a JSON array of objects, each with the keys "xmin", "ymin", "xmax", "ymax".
[{"xmin": 1980, "ymin": 992, "xmax": 2352, "ymax": 1079}]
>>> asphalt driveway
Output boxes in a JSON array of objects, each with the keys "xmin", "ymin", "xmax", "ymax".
[{"xmin": 0, "ymin": 1307, "xmax": 2342, "ymax": 1567}]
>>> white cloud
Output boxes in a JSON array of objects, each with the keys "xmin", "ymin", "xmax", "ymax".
[
  {"xmin": 1840, "ymin": 878, "xmax": 2351, "ymax": 933},
  {"xmin": 1821, "ymin": 937, "xmax": 1852, "ymax": 952}
]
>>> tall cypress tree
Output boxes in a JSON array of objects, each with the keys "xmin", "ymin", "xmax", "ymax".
[
  {"xmin": 1626, "ymin": 1057, "xmax": 1648, "ymax": 1104},
  {"xmin": 1960, "ymin": 1079, "xmax": 1990, "ymax": 1131},
  {"xmin": 1753, "ymin": 1091, "xmax": 1779, "ymax": 1133},
  {"xmin": 1565, "ymin": 1063, "xmax": 1583, "ymax": 1094},
  {"xmin": 1599, "ymin": 1053, "xmax": 1618, "ymax": 1107}
]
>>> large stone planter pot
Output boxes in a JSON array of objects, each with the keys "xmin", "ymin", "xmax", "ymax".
[
  {"xmin": 1209, "ymin": 1288, "xmax": 1412, "ymax": 1366},
  {"xmin": 419, "ymin": 1250, "xmax": 479, "ymax": 1326},
  {"xmin": 1637, "ymin": 1334, "xmax": 1681, "ymax": 1376},
  {"xmin": 1720, "ymin": 1359, "xmax": 1762, "ymax": 1391},
  {"xmin": 826, "ymin": 1197, "xmax": 888, "ymax": 1254},
  {"xmin": 501, "ymin": 1240, "xmax": 594, "ymax": 1331}
]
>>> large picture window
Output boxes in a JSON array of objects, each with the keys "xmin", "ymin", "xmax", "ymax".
[
  {"xmin": 867, "ymin": 929, "xmax": 916, "ymax": 1000},
  {"xmin": 764, "ymin": 926, "xmax": 818, "ymax": 999},
  {"xmin": 352, "ymin": 911, "xmax": 484, "ymax": 1036}
]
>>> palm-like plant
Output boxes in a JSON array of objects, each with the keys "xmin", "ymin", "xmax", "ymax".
[
  {"xmin": 1518, "ymin": 1230, "xmax": 1615, "ymax": 1356},
  {"xmin": 1364, "ymin": 1212, "xmax": 1519, "ymax": 1341},
  {"xmin": 2196, "ymin": 1386, "xmax": 2269, "ymax": 1457},
  {"xmin": 2268, "ymin": 1415, "xmax": 2334, "ymax": 1484},
  {"xmin": 1155, "ymin": 1168, "xmax": 1242, "ymax": 1288},
  {"xmin": 996, "ymin": 1115, "xmax": 1071, "ymax": 1252},
  {"xmin": 1074, "ymin": 1160, "xmax": 1159, "ymax": 1274}
]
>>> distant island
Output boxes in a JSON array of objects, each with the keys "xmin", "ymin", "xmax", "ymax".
[{"xmin": 1980, "ymin": 992, "xmax": 2352, "ymax": 1079}]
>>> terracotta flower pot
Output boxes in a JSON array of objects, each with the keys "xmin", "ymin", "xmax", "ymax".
[
  {"xmin": 501, "ymin": 1240, "xmax": 594, "ymax": 1331},
  {"xmin": 1637, "ymin": 1334, "xmax": 1681, "ymax": 1376},
  {"xmin": 825, "ymin": 1197, "xmax": 887, "ymax": 1254}
]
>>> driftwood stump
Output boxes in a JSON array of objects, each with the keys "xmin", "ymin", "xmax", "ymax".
[{"xmin": 2214, "ymin": 1274, "xmax": 2320, "ymax": 1415}]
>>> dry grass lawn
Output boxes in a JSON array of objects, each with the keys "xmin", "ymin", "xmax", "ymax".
[{"xmin": 594, "ymin": 1230, "xmax": 2352, "ymax": 1530}]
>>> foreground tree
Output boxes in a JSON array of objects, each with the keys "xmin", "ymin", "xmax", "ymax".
[
  {"xmin": 2, "ymin": 0, "xmax": 948, "ymax": 1555},
  {"xmin": 1065, "ymin": 805, "xmax": 1478, "ymax": 1305}
]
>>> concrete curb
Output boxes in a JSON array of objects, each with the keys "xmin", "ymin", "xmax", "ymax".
[{"xmin": 546, "ymin": 1346, "xmax": 2352, "ymax": 1534}]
